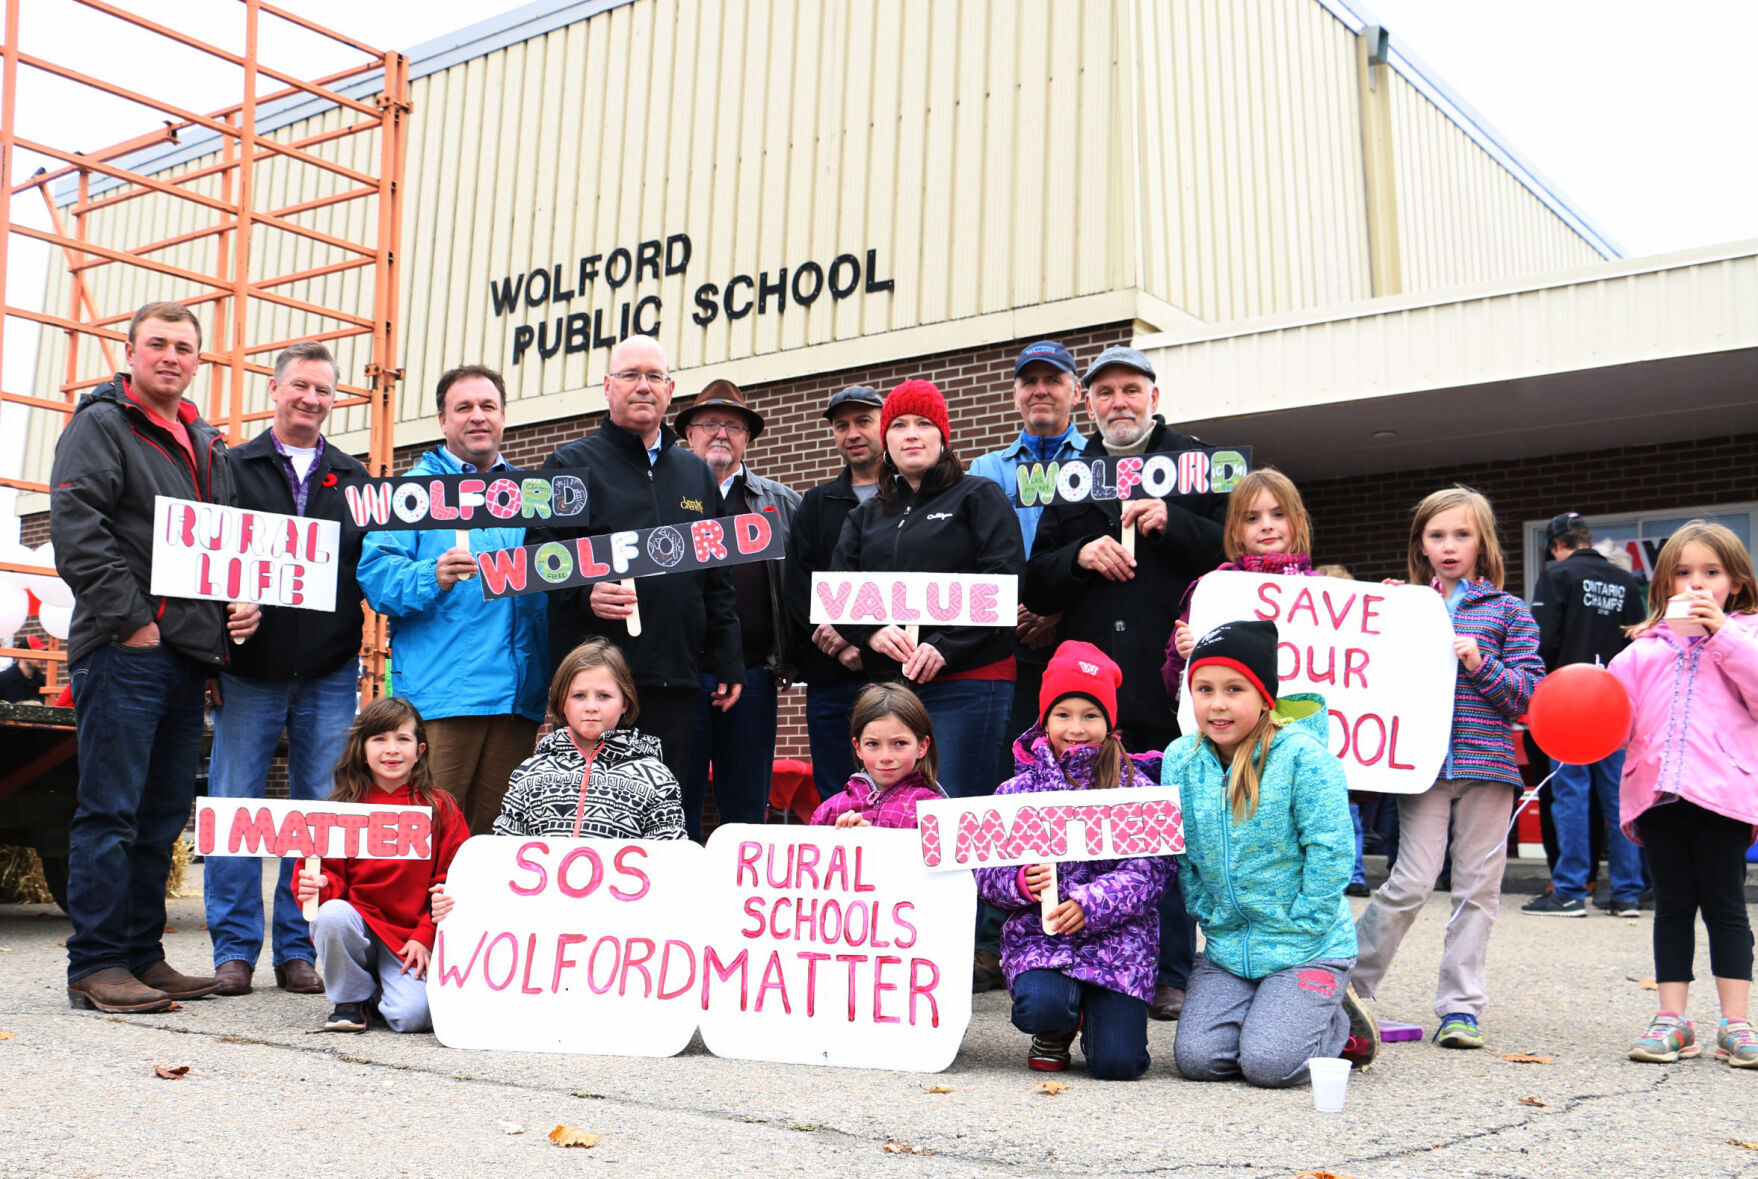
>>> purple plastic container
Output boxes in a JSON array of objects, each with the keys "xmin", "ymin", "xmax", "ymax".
[{"xmin": 1378, "ymin": 1021, "xmax": 1424, "ymax": 1042}]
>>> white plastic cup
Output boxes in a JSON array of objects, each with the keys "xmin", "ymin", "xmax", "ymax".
[{"xmin": 1307, "ymin": 1056, "xmax": 1351, "ymax": 1113}]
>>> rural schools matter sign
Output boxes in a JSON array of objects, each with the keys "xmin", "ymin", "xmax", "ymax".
[
  {"xmin": 809, "ymin": 573, "xmax": 1018, "ymax": 628},
  {"xmin": 915, "ymin": 787, "xmax": 1185, "ymax": 871},
  {"xmin": 428, "ymin": 826, "xmax": 974, "ymax": 1071},
  {"xmin": 1176, "ymin": 572, "xmax": 1454, "ymax": 794},
  {"xmin": 151, "ymin": 497, "xmax": 339, "ymax": 611}
]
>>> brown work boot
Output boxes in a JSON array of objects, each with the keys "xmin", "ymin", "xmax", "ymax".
[
  {"xmin": 214, "ymin": 961, "xmax": 253, "ymax": 996},
  {"xmin": 972, "ymin": 949, "xmax": 1005, "ymax": 993},
  {"xmin": 1149, "ymin": 985, "xmax": 1185, "ymax": 1021},
  {"xmin": 67, "ymin": 967, "xmax": 173, "ymax": 1013},
  {"xmin": 276, "ymin": 959, "xmax": 324, "ymax": 994},
  {"xmin": 136, "ymin": 960, "xmax": 221, "ymax": 1000}
]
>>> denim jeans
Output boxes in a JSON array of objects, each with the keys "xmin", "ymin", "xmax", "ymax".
[
  {"xmin": 915, "ymin": 677, "xmax": 1013, "ymax": 954},
  {"xmin": 65, "ymin": 642, "xmax": 208, "ymax": 983},
  {"xmin": 203, "ymin": 663, "xmax": 359, "ymax": 969},
  {"xmin": 1349, "ymin": 803, "xmax": 1368, "ymax": 887},
  {"xmin": 1156, "ymin": 878, "xmax": 1199, "ymax": 989},
  {"xmin": 805, "ymin": 680, "xmax": 861, "ymax": 806},
  {"xmin": 1550, "ymin": 751, "xmax": 1643, "ymax": 902},
  {"xmin": 1011, "ymin": 968, "xmax": 1151, "ymax": 1080},
  {"xmin": 684, "ymin": 667, "xmax": 779, "ymax": 841}
]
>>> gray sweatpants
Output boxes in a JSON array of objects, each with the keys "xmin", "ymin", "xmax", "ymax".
[
  {"xmin": 311, "ymin": 899, "xmax": 430, "ymax": 1032},
  {"xmin": 1173, "ymin": 953, "xmax": 1354, "ymax": 1087}
]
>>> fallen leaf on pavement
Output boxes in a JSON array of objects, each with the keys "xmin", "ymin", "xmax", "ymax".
[
  {"xmin": 1034, "ymin": 1080, "xmax": 1070, "ymax": 1095},
  {"xmin": 163, "ymin": 1003, "xmax": 182, "ymax": 1012},
  {"xmin": 163, "ymin": 925, "xmax": 178, "ymax": 933},
  {"xmin": 570, "ymin": 1090, "xmax": 603, "ymax": 1099},
  {"xmin": 919, "ymin": 1084, "xmax": 954, "ymax": 1093},
  {"xmin": 1518, "ymin": 1096, "xmax": 1546, "ymax": 1107},
  {"xmin": 1503, "ymin": 1053, "xmax": 1552, "ymax": 1064},
  {"xmin": 1624, "ymin": 975, "xmax": 1659, "ymax": 990},
  {"xmin": 198, "ymin": 924, "xmax": 209, "ymax": 931},
  {"xmin": 883, "ymin": 1139, "xmax": 933, "ymax": 1155},
  {"xmin": 494, "ymin": 1120, "xmax": 525, "ymax": 1134},
  {"xmin": 34, "ymin": 912, "xmax": 52, "ymax": 921},
  {"xmin": 0, "ymin": 1031, "xmax": 14, "ymax": 1041},
  {"xmin": 154, "ymin": 1065, "xmax": 189, "ymax": 1080},
  {"xmin": 1730, "ymin": 1140, "xmax": 1758, "ymax": 1151},
  {"xmin": 1295, "ymin": 1172, "xmax": 1357, "ymax": 1179},
  {"xmin": 548, "ymin": 1125, "xmax": 597, "ymax": 1148},
  {"xmin": 56, "ymin": 941, "xmax": 65, "ymax": 947}
]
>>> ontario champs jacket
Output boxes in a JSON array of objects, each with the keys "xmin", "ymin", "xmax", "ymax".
[
  {"xmin": 49, "ymin": 375, "xmax": 235, "ymax": 666},
  {"xmin": 1529, "ymin": 548, "xmax": 1646, "ymax": 671},
  {"xmin": 1160, "ymin": 693, "xmax": 1357, "ymax": 980},
  {"xmin": 532, "ymin": 419, "xmax": 742, "ymax": 687}
]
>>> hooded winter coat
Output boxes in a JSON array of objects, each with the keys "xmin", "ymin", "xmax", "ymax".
[
  {"xmin": 493, "ymin": 727, "xmax": 687, "ymax": 841},
  {"xmin": 975, "ymin": 727, "xmax": 1174, "ymax": 1004},
  {"xmin": 1160, "ymin": 693, "xmax": 1357, "ymax": 980},
  {"xmin": 809, "ymin": 770, "xmax": 944, "ymax": 829}
]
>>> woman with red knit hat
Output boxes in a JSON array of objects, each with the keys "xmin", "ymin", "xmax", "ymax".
[{"xmin": 831, "ymin": 378, "xmax": 1026, "ymax": 986}]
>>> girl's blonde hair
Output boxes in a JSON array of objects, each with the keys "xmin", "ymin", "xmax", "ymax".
[
  {"xmin": 331, "ymin": 696, "xmax": 445, "ymax": 809},
  {"xmin": 849, "ymin": 682, "xmax": 939, "ymax": 788},
  {"xmin": 1206, "ymin": 710, "xmax": 1283, "ymax": 822},
  {"xmin": 1223, "ymin": 468, "xmax": 1312, "ymax": 562},
  {"xmin": 548, "ymin": 638, "xmax": 640, "ymax": 728},
  {"xmin": 1407, "ymin": 485, "xmax": 1505, "ymax": 588},
  {"xmin": 1627, "ymin": 521, "xmax": 1757, "ymax": 636}
]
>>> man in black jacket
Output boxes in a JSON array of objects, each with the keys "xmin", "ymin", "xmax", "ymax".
[
  {"xmin": 782, "ymin": 385, "xmax": 885, "ymax": 804},
  {"xmin": 534, "ymin": 336, "xmax": 742, "ymax": 787},
  {"xmin": 203, "ymin": 341, "xmax": 368, "ymax": 996},
  {"xmin": 50, "ymin": 302, "xmax": 260, "ymax": 1014},
  {"xmin": 1024, "ymin": 344, "xmax": 1231, "ymax": 1021},
  {"xmin": 1521, "ymin": 512, "xmax": 1648, "ymax": 918}
]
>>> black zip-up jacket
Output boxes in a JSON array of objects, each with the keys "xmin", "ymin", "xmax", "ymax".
[
  {"xmin": 1529, "ymin": 547, "xmax": 1646, "ymax": 671},
  {"xmin": 1024, "ymin": 418, "xmax": 1228, "ymax": 735},
  {"xmin": 50, "ymin": 375, "xmax": 235, "ymax": 666},
  {"xmin": 532, "ymin": 418, "xmax": 742, "ymax": 687},
  {"xmin": 830, "ymin": 472, "xmax": 1025, "ymax": 680},
  {"xmin": 784, "ymin": 467, "xmax": 872, "ymax": 686},
  {"xmin": 222, "ymin": 430, "xmax": 368, "ymax": 681}
]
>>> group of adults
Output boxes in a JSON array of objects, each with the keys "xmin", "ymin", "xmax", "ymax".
[{"xmin": 51, "ymin": 299, "xmax": 1245, "ymax": 1018}]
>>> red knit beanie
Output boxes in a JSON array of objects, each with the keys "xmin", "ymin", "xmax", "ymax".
[
  {"xmin": 1039, "ymin": 640, "xmax": 1122, "ymax": 729},
  {"xmin": 880, "ymin": 379, "xmax": 952, "ymax": 448}
]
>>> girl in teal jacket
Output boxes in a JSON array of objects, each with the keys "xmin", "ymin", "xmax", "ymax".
[{"xmin": 1161, "ymin": 620, "xmax": 1375, "ymax": 1087}]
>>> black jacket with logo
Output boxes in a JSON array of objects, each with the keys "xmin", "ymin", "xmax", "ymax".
[
  {"xmin": 1023, "ymin": 418, "xmax": 1228, "ymax": 736},
  {"xmin": 784, "ymin": 467, "xmax": 872, "ymax": 686},
  {"xmin": 1529, "ymin": 548, "xmax": 1646, "ymax": 671},
  {"xmin": 533, "ymin": 418, "xmax": 742, "ymax": 688},
  {"xmin": 222, "ymin": 430, "xmax": 368, "ymax": 682},
  {"xmin": 50, "ymin": 375, "xmax": 236, "ymax": 666},
  {"xmin": 829, "ymin": 472, "xmax": 1025, "ymax": 680}
]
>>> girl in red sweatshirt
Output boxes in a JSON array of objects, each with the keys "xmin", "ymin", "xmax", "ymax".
[{"xmin": 295, "ymin": 697, "xmax": 469, "ymax": 1033}]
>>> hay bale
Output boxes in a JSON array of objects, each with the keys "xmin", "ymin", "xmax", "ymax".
[{"xmin": 0, "ymin": 840, "xmax": 194, "ymax": 905}]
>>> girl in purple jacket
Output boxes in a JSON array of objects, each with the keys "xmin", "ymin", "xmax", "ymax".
[
  {"xmin": 976, "ymin": 642, "xmax": 1174, "ymax": 1079},
  {"xmin": 809, "ymin": 683, "xmax": 946, "ymax": 829}
]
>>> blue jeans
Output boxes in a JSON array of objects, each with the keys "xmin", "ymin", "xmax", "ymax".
[
  {"xmin": 203, "ymin": 663, "xmax": 359, "ymax": 969},
  {"xmin": 1550, "ymin": 751, "xmax": 1643, "ymax": 902},
  {"xmin": 65, "ymin": 642, "xmax": 208, "ymax": 983},
  {"xmin": 805, "ymin": 680, "xmax": 861, "ymax": 806},
  {"xmin": 1156, "ymin": 877, "xmax": 1199, "ymax": 989},
  {"xmin": 1011, "ymin": 968, "xmax": 1151, "ymax": 1080},
  {"xmin": 915, "ymin": 677, "xmax": 1013, "ymax": 954},
  {"xmin": 683, "ymin": 667, "xmax": 778, "ymax": 841},
  {"xmin": 1350, "ymin": 804, "xmax": 1367, "ymax": 887}
]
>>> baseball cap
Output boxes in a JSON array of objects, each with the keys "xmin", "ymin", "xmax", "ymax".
[
  {"xmin": 1544, "ymin": 512, "xmax": 1586, "ymax": 543},
  {"xmin": 822, "ymin": 385, "xmax": 884, "ymax": 419},
  {"xmin": 1082, "ymin": 345, "xmax": 1155, "ymax": 386},
  {"xmin": 1014, "ymin": 340, "xmax": 1076, "ymax": 378}
]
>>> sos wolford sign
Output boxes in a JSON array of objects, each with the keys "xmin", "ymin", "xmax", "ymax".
[{"xmin": 1178, "ymin": 572, "xmax": 1455, "ymax": 794}]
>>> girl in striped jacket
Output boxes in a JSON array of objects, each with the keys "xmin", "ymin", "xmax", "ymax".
[{"xmin": 1349, "ymin": 486, "xmax": 1545, "ymax": 1050}]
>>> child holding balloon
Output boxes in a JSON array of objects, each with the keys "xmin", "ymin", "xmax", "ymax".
[
  {"xmin": 1609, "ymin": 522, "xmax": 1758, "ymax": 1068},
  {"xmin": 1349, "ymin": 486, "xmax": 1544, "ymax": 1050}
]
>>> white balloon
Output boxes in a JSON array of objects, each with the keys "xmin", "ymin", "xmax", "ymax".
[
  {"xmin": 37, "ymin": 603, "xmax": 72, "ymax": 640},
  {"xmin": 0, "ymin": 540, "xmax": 31, "ymax": 592},
  {"xmin": 27, "ymin": 542, "xmax": 75, "ymax": 608},
  {"xmin": 0, "ymin": 582, "xmax": 27, "ymax": 639}
]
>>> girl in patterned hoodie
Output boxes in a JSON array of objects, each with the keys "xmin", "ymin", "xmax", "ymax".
[
  {"xmin": 1164, "ymin": 621, "xmax": 1376, "ymax": 1087},
  {"xmin": 975, "ymin": 641, "xmax": 1173, "ymax": 1079}
]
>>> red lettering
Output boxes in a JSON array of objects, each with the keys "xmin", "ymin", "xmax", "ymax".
[
  {"xmin": 1287, "ymin": 587, "xmax": 1319, "ymax": 626},
  {"xmin": 1388, "ymin": 715, "xmax": 1416, "ymax": 770},
  {"xmin": 196, "ymin": 805, "xmax": 216, "ymax": 856},
  {"xmin": 1279, "ymin": 640, "xmax": 1300, "ymax": 681},
  {"xmin": 852, "ymin": 846, "xmax": 875, "ymax": 892},
  {"xmin": 1306, "ymin": 644, "xmax": 1336, "ymax": 684},
  {"xmin": 574, "ymin": 536, "xmax": 611, "ymax": 578},
  {"xmin": 690, "ymin": 518, "xmax": 728, "ymax": 561},
  {"xmin": 483, "ymin": 931, "xmax": 519, "ymax": 991},
  {"xmin": 794, "ymin": 898, "xmax": 819, "ymax": 942},
  {"xmin": 1353, "ymin": 713, "xmax": 1388, "ymax": 767},
  {"xmin": 908, "ymin": 958, "xmax": 941, "ymax": 1027},
  {"xmin": 434, "ymin": 929, "xmax": 487, "ymax": 988},
  {"xmin": 520, "ymin": 933, "xmax": 544, "ymax": 994},
  {"xmin": 794, "ymin": 843, "xmax": 821, "ymax": 890},
  {"xmin": 557, "ymin": 846, "xmax": 604, "ymax": 898},
  {"xmin": 485, "ymin": 477, "xmax": 521, "ymax": 520},
  {"xmin": 797, "ymin": 951, "xmax": 831, "ymax": 1017},
  {"xmin": 733, "ymin": 512, "xmax": 772, "ymax": 555},
  {"xmin": 619, "ymin": 937, "xmax": 655, "ymax": 997},
  {"xmin": 823, "ymin": 845, "xmax": 851, "ymax": 890},
  {"xmin": 366, "ymin": 811, "xmax": 399, "ymax": 857},
  {"xmin": 889, "ymin": 580, "xmax": 920, "ymax": 622},
  {"xmin": 848, "ymin": 580, "xmax": 885, "ymax": 622},
  {"xmin": 658, "ymin": 940, "xmax": 697, "ymax": 999},
  {"xmin": 551, "ymin": 933, "xmax": 588, "ymax": 991},
  {"xmin": 1255, "ymin": 579, "xmax": 1283, "ymax": 620},
  {"xmin": 1344, "ymin": 647, "xmax": 1370, "ymax": 688},
  {"xmin": 741, "ymin": 896, "xmax": 766, "ymax": 938},
  {"xmin": 892, "ymin": 902, "xmax": 919, "ymax": 949},
  {"xmin": 427, "ymin": 479, "xmax": 459, "ymax": 521},
  {"xmin": 768, "ymin": 896, "xmax": 794, "ymax": 941},
  {"xmin": 510, "ymin": 841, "xmax": 549, "ymax": 896},
  {"xmin": 1321, "ymin": 590, "xmax": 1357, "ymax": 631},
  {"xmin": 456, "ymin": 478, "xmax": 487, "ymax": 521},
  {"xmin": 476, "ymin": 547, "xmax": 527, "ymax": 596},
  {"xmin": 229, "ymin": 806, "xmax": 278, "ymax": 855},
  {"xmin": 1360, "ymin": 593, "xmax": 1385, "ymax": 635},
  {"xmin": 969, "ymin": 583, "xmax": 999, "ymax": 623},
  {"xmin": 610, "ymin": 845, "xmax": 651, "ymax": 901},
  {"xmin": 872, "ymin": 955, "xmax": 903, "ymax": 1024},
  {"xmin": 836, "ymin": 954, "xmax": 865, "ymax": 1022},
  {"xmin": 755, "ymin": 950, "xmax": 791, "ymax": 1014},
  {"xmin": 734, "ymin": 840, "xmax": 761, "ymax": 887},
  {"xmin": 587, "ymin": 936, "xmax": 622, "ymax": 994},
  {"xmin": 814, "ymin": 578, "xmax": 852, "ymax": 621},
  {"xmin": 397, "ymin": 810, "xmax": 431, "ymax": 857},
  {"xmin": 700, "ymin": 946, "xmax": 750, "ymax": 1011},
  {"xmin": 918, "ymin": 814, "xmax": 942, "ymax": 867},
  {"xmin": 334, "ymin": 813, "xmax": 369, "ymax": 857}
]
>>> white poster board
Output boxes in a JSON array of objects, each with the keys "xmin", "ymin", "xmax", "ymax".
[
  {"xmin": 193, "ymin": 797, "xmax": 432, "ymax": 860},
  {"xmin": 809, "ymin": 572, "xmax": 1018, "ymax": 628},
  {"xmin": 1177, "ymin": 571, "xmax": 1455, "ymax": 794},
  {"xmin": 151, "ymin": 496, "xmax": 340, "ymax": 611},
  {"xmin": 428, "ymin": 836, "xmax": 706, "ymax": 1058},
  {"xmin": 695, "ymin": 825, "xmax": 974, "ymax": 1072},
  {"xmin": 915, "ymin": 787, "xmax": 1185, "ymax": 871}
]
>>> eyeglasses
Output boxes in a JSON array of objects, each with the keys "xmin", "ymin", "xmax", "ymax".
[
  {"xmin": 608, "ymin": 369, "xmax": 673, "ymax": 386},
  {"xmin": 825, "ymin": 387, "xmax": 881, "ymax": 412},
  {"xmin": 687, "ymin": 420, "xmax": 749, "ymax": 437}
]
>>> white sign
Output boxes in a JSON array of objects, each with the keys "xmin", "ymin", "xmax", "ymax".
[
  {"xmin": 193, "ymin": 797, "xmax": 432, "ymax": 860},
  {"xmin": 428, "ymin": 836, "xmax": 706, "ymax": 1058},
  {"xmin": 695, "ymin": 825, "xmax": 974, "ymax": 1072},
  {"xmin": 915, "ymin": 786, "xmax": 1186, "ymax": 871},
  {"xmin": 151, "ymin": 496, "xmax": 340, "ymax": 611},
  {"xmin": 1177, "ymin": 571, "xmax": 1455, "ymax": 794},
  {"xmin": 809, "ymin": 572, "xmax": 1018, "ymax": 627}
]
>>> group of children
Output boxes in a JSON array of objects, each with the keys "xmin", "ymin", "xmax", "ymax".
[{"xmin": 287, "ymin": 469, "xmax": 1758, "ymax": 1079}]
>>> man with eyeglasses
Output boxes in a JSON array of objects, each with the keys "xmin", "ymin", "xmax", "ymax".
[
  {"xmin": 672, "ymin": 379, "xmax": 800, "ymax": 839},
  {"xmin": 533, "ymin": 336, "xmax": 743, "ymax": 791}
]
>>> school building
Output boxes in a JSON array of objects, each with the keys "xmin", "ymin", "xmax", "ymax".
[{"xmin": 22, "ymin": 0, "xmax": 1757, "ymax": 758}]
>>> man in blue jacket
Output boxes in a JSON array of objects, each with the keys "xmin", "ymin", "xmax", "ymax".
[{"xmin": 358, "ymin": 365, "xmax": 549, "ymax": 833}]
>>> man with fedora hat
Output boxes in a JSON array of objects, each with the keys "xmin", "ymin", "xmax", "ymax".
[{"xmin": 674, "ymin": 379, "xmax": 800, "ymax": 839}]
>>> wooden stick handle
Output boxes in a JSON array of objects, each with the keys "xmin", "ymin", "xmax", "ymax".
[
  {"xmin": 1040, "ymin": 863, "xmax": 1059, "ymax": 935},
  {"xmin": 622, "ymin": 578, "xmax": 642, "ymax": 636},
  {"xmin": 301, "ymin": 856, "xmax": 320, "ymax": 922},
  {"xmin": 1121, "ymin": 521, "xmax": 1136, "ymax": 559},
  {"xmin": 904, "ymin": 622, "xmax": 919, "ymax": 644},
  {"xmin": 453, "ymin": 530, "xmax": 475, "ymax": 579}
]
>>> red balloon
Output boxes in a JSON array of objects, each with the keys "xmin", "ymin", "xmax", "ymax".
[{"xmin": 1526, "ymin": 664, "xmax": 1632, "ymax": 765}]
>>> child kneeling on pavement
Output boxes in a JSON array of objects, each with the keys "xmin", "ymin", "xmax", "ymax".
[{"xmin": 1162, "ymin": 621, "xmax": 1376, "ymax": 1086}]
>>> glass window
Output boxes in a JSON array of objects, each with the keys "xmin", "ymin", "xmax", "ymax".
[{"xmin": 1522, "ymin": 503, "xmax": 1757, "ymax": 599}]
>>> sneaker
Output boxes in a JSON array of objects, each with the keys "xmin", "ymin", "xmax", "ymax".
[
  {"xmin": 1339, "ymin": 985, "xmax": 1378, "ymax": 1069},
  {"xmin": 1344, "ymin": 882, "xmax": 1372, "ymax": 898},
  {"xmin": 1520, "ymin": 894, "xmax": 1587, "ymax": 917},
  {"xmin": 1434, "ymin": 1012, "xmax": 1484, "ymax": 1049},
  {"xmin": 1027, "ymin": 1028, "xmax": 1076, "ymax": 1071},
  {"xmin": 1629, "ymin": 1014, "xmax": 1699, "ymax": 1063},
  {"xmin": 323, "ymin": 1002, "xmax": 369, "ymax": 1033},
  {"xmin": 1609, "ymin": 898, "xmax": 1642, "ymax": 918},
  {"xmin": 1716, "ymin": 1020, "xmax": 1758, "ymax": 1068}
]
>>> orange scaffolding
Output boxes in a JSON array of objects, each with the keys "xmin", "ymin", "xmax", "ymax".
[{"xmin": 0, "ymin": 0, "xmax": 408, "ymax": 700}]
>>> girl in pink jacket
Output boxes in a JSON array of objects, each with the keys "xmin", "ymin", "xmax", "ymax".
[{"xmin": 1611, "ymin": 523, "xmax": 1758, "ymax": 1069}]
